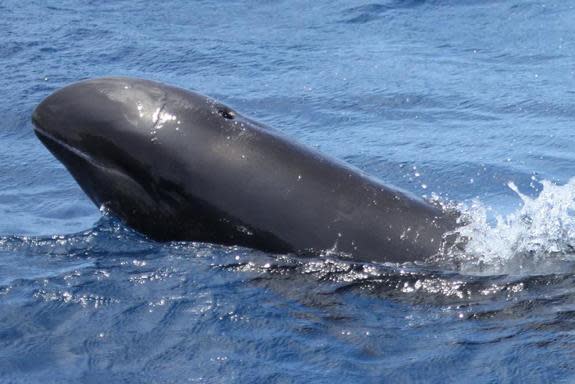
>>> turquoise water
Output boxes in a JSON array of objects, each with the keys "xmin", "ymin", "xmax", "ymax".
[{"xmin": 2, "ymin": 0, "xmax": 575, "ymax": 382}]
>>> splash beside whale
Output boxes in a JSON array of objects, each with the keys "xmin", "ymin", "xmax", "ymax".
[{"xmin": 32, "ymin": 77, "xmax": 458, "ymax": 263}]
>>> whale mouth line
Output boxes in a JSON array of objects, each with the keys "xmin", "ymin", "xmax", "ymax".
[
  {"xmin": 33, "ymin": 125, "xmax": 114, "ymax": 173},
  {"xmin": 33, "ymin": 124, "xmax": 158, "ymax": 217}
]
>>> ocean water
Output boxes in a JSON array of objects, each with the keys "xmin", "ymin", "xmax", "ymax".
[{"xmin": 2, "ymin": 0, "xmax": 575, "ymax": 382}]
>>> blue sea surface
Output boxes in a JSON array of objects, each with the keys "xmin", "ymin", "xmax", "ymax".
[{"xmin": 2, "ymin": 0, "xmax": 575, "ymax": 382}]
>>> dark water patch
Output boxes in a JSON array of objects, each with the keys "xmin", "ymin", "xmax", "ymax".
[{"xmin": 342, "ymin": 1, "xmax": 428, "ymax": 24}]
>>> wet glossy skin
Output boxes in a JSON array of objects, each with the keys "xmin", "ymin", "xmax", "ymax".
[{"xmin": 32, "ymin": 77, "xmax": 457, "ymax": 263}]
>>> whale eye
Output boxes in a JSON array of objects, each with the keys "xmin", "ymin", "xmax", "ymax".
[{"xmin": 218, "ymin": 108, "xmax": 235, "ymax": 120}]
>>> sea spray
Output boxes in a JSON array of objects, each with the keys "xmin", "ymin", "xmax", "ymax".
[{"xmin": 446, "ymin": 179, "xmax": 575, "ymax": 274}]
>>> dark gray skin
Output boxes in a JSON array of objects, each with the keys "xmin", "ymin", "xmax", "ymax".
[{"xmin": 32, "ymin": 77, "xmax": 458, "ymax": 264}]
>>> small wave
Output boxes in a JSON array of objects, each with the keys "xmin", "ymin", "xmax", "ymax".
[
  {"xmin": 0, "ymin": 217, "xmax": 147, "ymax": 258},
  {"xmin": 217, "ymin": 253, "xmax": 527, "ymax": 308}
]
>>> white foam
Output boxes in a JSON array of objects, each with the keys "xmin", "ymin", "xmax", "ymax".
[{"xmin": 446, "ymin": 178, "xmax": 575, "ymax": 274}]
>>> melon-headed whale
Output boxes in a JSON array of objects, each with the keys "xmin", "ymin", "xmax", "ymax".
[{"xmin": 32, "ymin": 77, "xmax": 458, "ymax": 263}]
